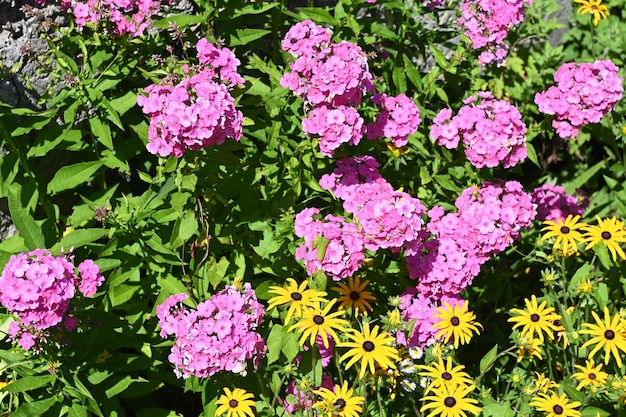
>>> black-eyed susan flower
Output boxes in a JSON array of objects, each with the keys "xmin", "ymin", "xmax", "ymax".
[
  {"xmin": 216, "ymin": 387, "xmax": 256, "ymax": 417},
  {"xmin": 420, "ymin": 383, "xmax": 482, "ymax": 417},
  {"xmin": 314, "ymin": 380, "xmax": 364, "ymax": 417},
  {"xmin": 338, "ymin": 321, "xmax": 399, "ymax": 378},
  {"xmin": 529, "ymin": 391, "xmax": 581, "ymax": 417},
  {"xmin": 540, "ymin": 215, "xmax": 586, "ymax": 255},
  {"xmin": 267, "ymin": 278, "xmax": 328, "ymax": 324},
  {"xmin": 572, "ymin": 359, "xmax": 609, "ymax": 391},
  {"xmin": 574, "ymin": 0, "xmax": 609, "ymax": 26},
  {"xmin": 418, "ymin": 356, "xmax": 473, "ymax": 393},
  {"xmin": 580, "ymin": 306, "xmax": 626, "ymax": 368},
  {"xmin": 582, "ymin": 216, "xmax": 626, "ymax": 262},
  {"xmin": 508, "ymin": 295, "xmax": 561, "ymax": 342},
  {"xmin": 288, "ymin": 299, "xmax": 348, "ymax": 348},
  {"xmin": 332, "ymin": 276, "xmax": 376, "ymax": 317},
  {"xmin": 432, "ymin": 301, "xmax": 482, "ymax": 348},
  {"xmin": 533, "ymin": 372, "xmax": 560, "ymax": 394}
]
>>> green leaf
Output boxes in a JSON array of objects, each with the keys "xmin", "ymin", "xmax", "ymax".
[
  {"xmin": 370, "ymin": 22, "xmax": 397, "ymax": 40},
  {"xmin": 266, "ymin": 325, "xmax": 284, "ymax": 365},
  {"xmin": 105, "ymin": 375, "xmax": 133, "ymax": 399},
  {"xmin": 8, "ymin": 188, "xmax": 45, "ymax": 250},
  {"xmin": 392, "ymin": 65, "xmax": 407, "ymax": 94},
  {"xmin": 52, "ymin": 228, "xmax": 107, "ymax": 252},
  {"xmin": 109, "ymin": 283, "xmax": 141, "ymax": 307},
  {"xmin": 313, "ymin": 235, "xmax": 329, "ymax": 262},
  {"xmin": 157, "ymin": 275, "xmax": 189, "ymax": 298},
  {"xmin": 297, "ymin": 7, "xmax": 338, "ymax": 25},
  {"xmin": 479, "ymin": 344, "xmax": 498, "ymax": 374},
  {"xmin": 402, "ymin": 54, "xmax": 422, "ymax": 90},
  {"xmin": 482, "ymin": 402, "xmax": 515, "ymax": 417},
  {"xmin": 89, "ymin": 117, "xmax": 114, "ymax": 150},
  {"xmin": 3, "ymin": 375, "xmax": 54, "ymax": 393},
  {"xmin": 11, "ymin": 397, "xmax": 60, "ymax": 417},
  {"xmin": 525, "ymin": 142, "xmax": 540, "ymax": 167},
  {"xmin": 169, "ymin": 211, "xmax": 198, "ymax": 249},
  {"xmin": 581, "ymin": 406, "xmax": 611, "ymax": 417},
  {"xmin": 67, "ymin": 403, "xmax": 89, "ymax": 417},
  {"xmin": 562, "ymin": 382, "xmax": 584, "ymax": 403},
  {"xmin": 566, "ymin": 160, "xmax": 605, "ymax": 194},
  {"xmin": 47, "ymin": 161, "xmax": 104, "ymax": 195},
  {"xmin": 109, "ymin": 91, "xmax": 138, "ymax": 117},
  {"xmin": 594, "ymin": 282, "xmax": 609, "ymax": 309},
  {"xmin": 229, "ymin": 29, "xmax": 271, "ymax": 46},
  {"xmin": 206, "ymin": 257, "xmax": 230, "ymax": 289},
  {"xmin": 232, "ymin": 2, "xmax": 278, "ymax": 17},
  {"xmin": 429, "ymin": 42, "xmax": 448, "ymax": 69},
  {"xmin": 152, "ymin": 14, "xmax": 206, "ymax": 29}
]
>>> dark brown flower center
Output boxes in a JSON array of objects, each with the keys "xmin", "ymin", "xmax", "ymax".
[
  {"xmin": 588, "ymin": 373, "xmax": 596, "ymax": 380},
  {"xmin": 313, "ymin": 315, "xmax": 325, "ymax": 325},
  {"xmin": 604, "ymin": 329, "xmax": 615, "ymax": 340},
  {"xmin": 442, "ymin": 371, "xmax": 452, "ymax": 381},
  {"xmin": 363, "ymin": 341, "xmax": 375, "ymax": 352},
  {"xmin": 560, "ymin": 226, "xmax": 570, "ymax": 234},
  {"xmin": 444, "ymin": 397, "xmax": 456, "ymax": 407},
  {"xmin": 229, "ymin": 399, "xmax": 238, "ymax": 408},
  {"xmin": 291, "ymin": 292, "xmax": 303, "ymax": 301},
  {"xmin": 334, "ymin": 399, "xmax": 346, "ymax": 411},
  {"xmin": 554, "ymin": 319, "xmax": 561, "ymax": 326},
  {"xmin": 602, "ymin": 231, "xmax": 612, "ymax": 240},
  {"xmin": 553, "ymin": 405, "xmax": 564, "ymax": 415},
  {"xmin": 450, "ymin": 316, "xmax": 460, "ymax": 326},
  {"xmin": 350, "ymin": 291, "xmax": 360, "ymax": 301},
  {"xmin": 530, "ymin": 313, "xmax": 540, "ymax": 322}
]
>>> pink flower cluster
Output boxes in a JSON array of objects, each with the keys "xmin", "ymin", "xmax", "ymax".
[
  {"xmin": 459, "ymin": 0, "xmax": 533, "ymax": 65},
  {"xmin": 61, "ymin": 0, "xmax": 160, "ymax": 37},
  {"xmin": 397, "ymin": 289, "xmax": 462, "ymax": 348},
  {"xmin": 320, "ymin": 156, "xmax": 427, "ymax": 251},
  {"xmin": 431, "ymin": 92, "xmax": 527, "ymax": 168},
  {"xmin": 280, "ymin": 21, "xmax": 377, "ymax": 156},
  {"xmin": 301, "ymin": 106, "xmax": 364, "ymax": 156},
  {"xmin": 294, "ymin": 208, "xmax": 366, "ymax": 281},
  {"xmin": 531, "ymin": 183, "xmax": 588, "ymax": 221},
  {"xmin": 156, "ymin": 284, "xmax": 266, "ymax": 379},
  {"xmin": 534, "ymin": 60, "xmax": 624, "ymax": 139},
  {"xmin": 406, "ymin": 181, "xmax": 536, "ymax": 299},
  {"xmin": 366, "ymin": 93, "xmax": 421, "ymax": 148},
  {"xmin": 137, "ymin": 39, "xmax": 244, "ymax": 157},
  {"xmin": 0, "ymin": 249, "xmax": 105, "ymax": 351}
]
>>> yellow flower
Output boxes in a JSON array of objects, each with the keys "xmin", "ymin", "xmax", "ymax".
[
  {"xmin": 420, "ymin": 383, "xmax": 482, "ymax": 417},
  {"xmin": 577, "ymin": 278, "xmax": 594, "ymax": 294},
  {"xmin": 530, "ymin": 391, "xmax": 581, "ymax": 417},
  {"xmin": 386, "ymin": 142, "xmax": 410, "ymax": 157},
  {"xmin": 387, "ymin": 308, "xmax": 401, "ymax": 327},
  {"xmin": 267, "ymin": 278, "xmax": 328, "ymax": 324},
  {"xmin": 582, "ymin": 216, "xmax": 626, "ymax": 262},
  {"xmin": 332, "ymin": 276, "xmax": 376, "ymax": 317},
  {"xmin": 338, "ymin": 321, "xmax": 399, "ymax": 378},
  {"xmin": 508, "ymin": 295, "xmax": 561, "ymax": 342},
  {"xmin": 574, "ymin": 0, "xmax": 609, "ymax": 26},
  {"xmin": 0, "ymin": 381, "xmax": 12, "ymax": 390},
  {"xmin": 572, "ymin": 359, "xmax": 609, "ymax": 391},
  {"xmin": 315, "ymin": 380, "xmax": 364, "ymax": 417},
  {"xmin": 534, "ymin": 372, "xmax": 560, "ymax": 394},
  {"xmin": 580, "ymin": 306, "xmax": 626, "ymax": 368},
  {"xmin": 432, "ymin": 301, "xmax": 482, "ymax": 348},
  {"xmin": 216, "ymin": 387, "xmax": 256, "ymax": 417},
  {"xmin": 288, "ymin": 299, "xmax": 348, "ymax": 348},
  {"xmin": 418, "ymin": 356, "xmax": 473, "ymax": 393},
  {"xmin": 540, "ymin": 215, "xmax": 586, "ymax": 255},
  {"xmin": 517, "ymin": 338, "xmax": 544, "ymax": 363}
]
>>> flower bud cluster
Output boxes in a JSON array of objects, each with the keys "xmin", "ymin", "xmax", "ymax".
[
  {"xmin": 0, "ymin": 249, "xmax": 105, "ymax": 351},
  {"xmin": 431, "ymin": 92, "xmax": 527, "ymax": 168},
  {"xmin": 534, "ymin": 60, "xmax": 624, "ymax": 139},
  {"xmin": 138, "ymin": 39, "xmax": 244, "ymax": 157},
  {"xmin": 156, "ymin": 284, "xmax": 266, "ymax": 379}
]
